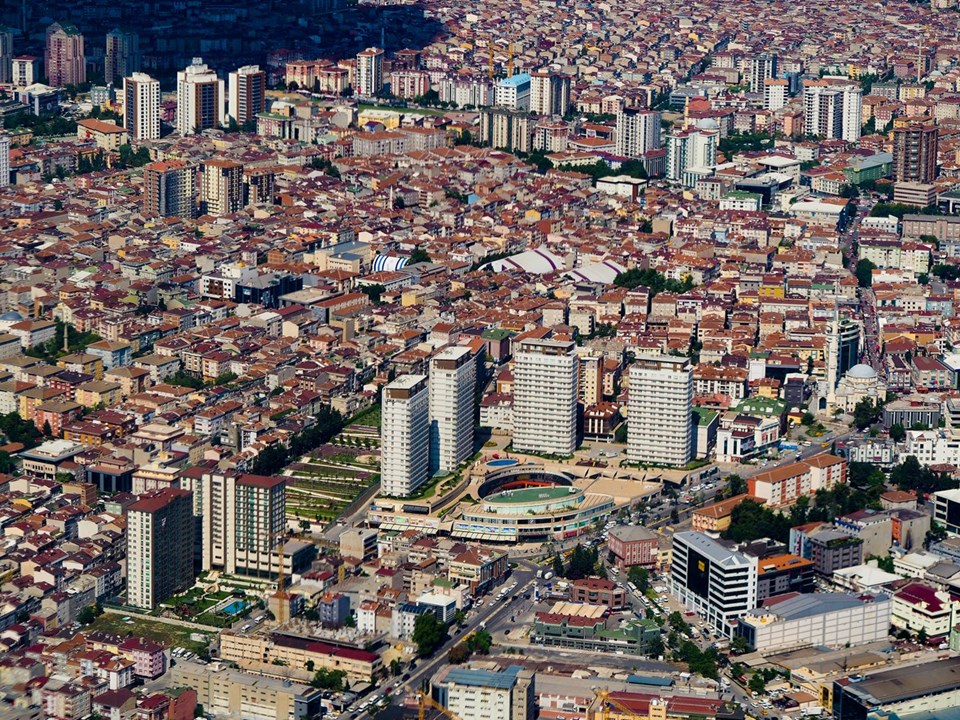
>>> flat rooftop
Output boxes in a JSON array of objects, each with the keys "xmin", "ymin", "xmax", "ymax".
[{"xmin": 841, "ymin": 657, "xmax": 960, "ymax": 705}]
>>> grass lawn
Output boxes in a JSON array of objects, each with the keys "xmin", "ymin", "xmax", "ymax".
[
  {"xmin": 358, "ymin": 103, "xmax": 446, "ymax": 117},
  {"xmin": 90, "ymin": 613, "xmax": 214, "ymax": 654},
  {"xmin": 348, "ymin": 404, "xmax": 381, "ymax": 428}
]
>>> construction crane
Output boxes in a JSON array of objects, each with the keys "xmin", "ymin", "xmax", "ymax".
[
  {"xmin": 488, "ymin": 43, "xmax": 495, "ymax": 79},
  {"xmin": 507, "ymin": 42, "xmax": 514, "ymax": 78},
  {"xmin": 275, "ymin": 538, "xmax": 287, "ymax": 625},
  {"xmin": 418, "ymin": 692, "xmax": 460, "ymax": 720}
]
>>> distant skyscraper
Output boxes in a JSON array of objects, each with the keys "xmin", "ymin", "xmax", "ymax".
[
  {"xmin": 11, "ymin": 55, "xmax": 37, "ymax": 87},
  {"xmin": 176, "ymin": 57, "xmax": 224, "ymax": 135},
  {"xmin": 355, "ymin": 47, "xmax": 384, "ymax": 97},
  {"xmin": 0, "ymin": 27, "xmax": 12, "ymax": 84},
  {"xmin": 0, "ymin": 134, "xmax": 9, "ymax": 188},
  {"xmin": 228, "ymin": 64, "xmax": 267, "ymax": 126},
  {"xmin": 105, "ymin": 29, "xmax": 140, "ymax": 85},
  {"xmin": 143, "ymin": 160, "xmax": 195, "ymax": 218},
  {"xmin": 179, "ymin": 471, "xmax": 286, "ymax": 577},
  {"xmin": 126, "ymin": 488, "xmax": 195, "ymax": 610},
  {"xmin": 513, "ymin": 338, "xmax": 579, "ymax": 456},
  {"xmin": 390, "ymin": 70, "xmax": 430, "ymax": 100},
  {"xmin": 666, "ymin": 125, "xmax": 718, "ymax": 185},
  {"xmin": 615, "ymin": 107, "xmax": 661, "ymax": 159},
  {"xmin": 495, "ymin": 73, "xmax": 532, "ymax": 111},
  {"xmin": 381, "ymin": 374, "xmax": 430, "ymax": 497},
  {"xmin": 748, "ymin": 53, "xmax": 778, "ymax": 94},
  {"xmin": 45, "ymin": 21, "xmax": 85, "ymax": 87},
  {"xmin": 577, "ymin": 352, "xmax": 603, "ymax": 405},
  {"xmin": 529, "ymin": 71, "xmax": 571, "ymax": 116},
  {"xmin": 763, "ymin": 78, "xmax": 788, "ymax": 111},
  {"xmin": 123, "ymin": 72, "xmax": 160, "ymax": 141},
  {"xmin": 200, "ymin": 159, "xmax": 244, "ymax": 216},
  {"xmin": 243, "ymin": 167, "xmax": 276, "ymax": 206},
  {"xmin": 628, "ymin": 355, "xmax": 693, "ymax": 467},
  {"xmin": 803, "ymin": 79, "xmax": 862, "ymax": 142},
  {"xmin": 479, "ymin": 109, "xmax": 534, "ymax": 153},
  {"xmin": 893, "ymin": 116, "xmax": 938, "ymax": 184},
  {"xmin": 429, "ymin": 346, "xmax": 476, "ymax": 474}
]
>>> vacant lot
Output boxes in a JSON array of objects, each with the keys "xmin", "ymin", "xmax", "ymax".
[{"xmin": 90, "ymin": 613, "xmax": 214, "ymax": 655}]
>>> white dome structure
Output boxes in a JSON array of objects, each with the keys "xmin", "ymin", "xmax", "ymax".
[
  {"xmin": 831, "ymin": 363, "xmax": 886, "ymax": 414},
  {"xmin": 847, "ymin": 363, "xmax": 877, "ymax": 380}
]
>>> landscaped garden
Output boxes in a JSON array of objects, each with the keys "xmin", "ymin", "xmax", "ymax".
[{"xmin": 159, "ymin": 586, "xmax": 255, "ymax": 627}]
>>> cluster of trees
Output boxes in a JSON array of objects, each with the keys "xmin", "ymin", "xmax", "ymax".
[
  {"xmin": 77, "ymin": 603, "xmax": 104, "ymax": 626},
  {"xmin": 890, "ymin": 455, "xmax": 958, "ymax": 496},
  {"xmin": 53, "ymin": 144, "xmax": 151, "ymax": 180},
  {"xmin": 553, "ymin": 159, "xmax": 649, "ymax": 183},
  {"xmin": 674, "ymin": 639, "xmax": 719, "ymax": 680},
  {"xmin": 412, "ymin": 612, "xmax": 448, "ymax": 657},
  {"xmin": 855, "ymin": 258, "xmax": 876, "ymax": 288},
  {"xmin": 852, "ymin": 397, "xmax": 884, "ymax": 430},
  {"xmin": 0, "ymin": 412, "xmax": 43, "ymax": 449},
  {"xmin": 933, "ymin": 264, "xmax": 960, "ymax": 282},
  {"xmin": 724, "ymin": 474, "xmax": 894, "ymax": 545},
  {"xmin": 77, "ymin": 152, "xmax": 108, "ymax": 174},
  {"xmin": 719, "ymin": 474, "xmax": 748, "ymax": 499},
  {"xmin": 547, "ymin": 160, "xmax": 647, "ymax": 185},
  {"xmin": 6, "ymin": 111, "xmax": 77, "ymax": 138},
  {"xmin": 166, "ymin": 371, "xmax": 239, "ymax": 390},
  {"xmin": 250, "ymin": 406, "xmax": 345, "ymax": 476},
  {"xmin": 310, "ymin": 668, "xmax": 347, "ymax": 690},
  {"xmin": 552, "ymin": 543, "xmax": 600, "ymax": 580},
  {"xmin": 87, "ymin": 106, "xmax": 123, "ymax": 124},
  {"xmin": 748, "ymin": 667, "xmax": 785, "ymax": 695},
  {"xmin": 308, "ymin": 156, "xmax": 342, "ymax": 179},
  {"xmin": 447, "ymin": 629, "xmax": 493, "ymax": 664},
  {"xmin": 359, "ymin": 283, "xmax": 387, "ymax": 306},
  {"xmin": 614, "ymin": 268, "xmax": 695, "ymax": 297},
  {"xmin": 718, "ymin": 131, "xmax": 774, "ymax": 156},
  {"xmin": 858, "ymin": 178, "xmax": 895, "ymax": 199},
  {"xmin": 24, "ymin": 320, "xmax": 103, "ymax": 363},
  {"xmin": 509, "ymin": 150, "xmax": 651, "ymax": 181},
  {"xmin": 117, "ymin": 144, "xmax": 152, "ymax": 168},
  {"xmin": 408, "ymin": 248, "xmax": 431, "ymax": 264},
  {"xmin": 870, "ymin": 202, "xmax": 941, "ymax": 219},
  {"xmin": 627, "ymin": 566, "xmax": 649, "ymax": 592}
]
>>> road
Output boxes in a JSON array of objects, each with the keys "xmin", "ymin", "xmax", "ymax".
[
  {"xmin": 842, "ymin": 196, "xmax": 885, "ymax": 378},
  {"xmin": 338, "ymin": 560, "xmax": 540, "ymax": 719}
]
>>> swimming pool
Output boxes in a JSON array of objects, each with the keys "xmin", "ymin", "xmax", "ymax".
[
  {"xmin": 486, "ymin": 458, "xmax": 518, "ymax": 467},
  {"xmin": 223, "ymin": 600, "xmax": 248, "ymax": 616}
]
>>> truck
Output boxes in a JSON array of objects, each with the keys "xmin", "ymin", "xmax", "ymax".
[{"xmin": 536, "ymin": 569, "xmax": 543, "ymax": 579}]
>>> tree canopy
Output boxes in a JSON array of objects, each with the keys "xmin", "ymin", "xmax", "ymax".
[
  {"xmin": 251, "ymin": 406, "xmax": 344, "ymax": 475},
  {"xmin": 855, "ymin": 259, "xmax": 876, "ymax": 288},
  {"xmin": 565, "ymin": 543, "xmax": 599, "ymax": 580},
  {"xmin": 852, "ymin": 397, "xmax": 883, "ymax": 430},
  {"xmin": 310, "ymin": 668, "xmax": 347, "ymax": 690},
  {"xmin": 932, "ymin": 264, "xmax": 960, "ymax": 282},
  {"xmin": 0, "ymin": 413, "xmax": 42, "ymax": 449},
  {"xmin": 408, "ymin": 248, "xmax": 431, "ymax": 264},
  {"xmin": 614, "ymin": 268, "xmax": 694, "ymax": 297},
  {"xmin": 870, "ymin": 202, "xmax": 940, "ymax": 219},
  {"xmin": 412, "ymin": 611, "xmax": 447, "ymax": 657},
  {"xmin": 890, "ymin": 455, "xmax": 956, "ymax": 496}
]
